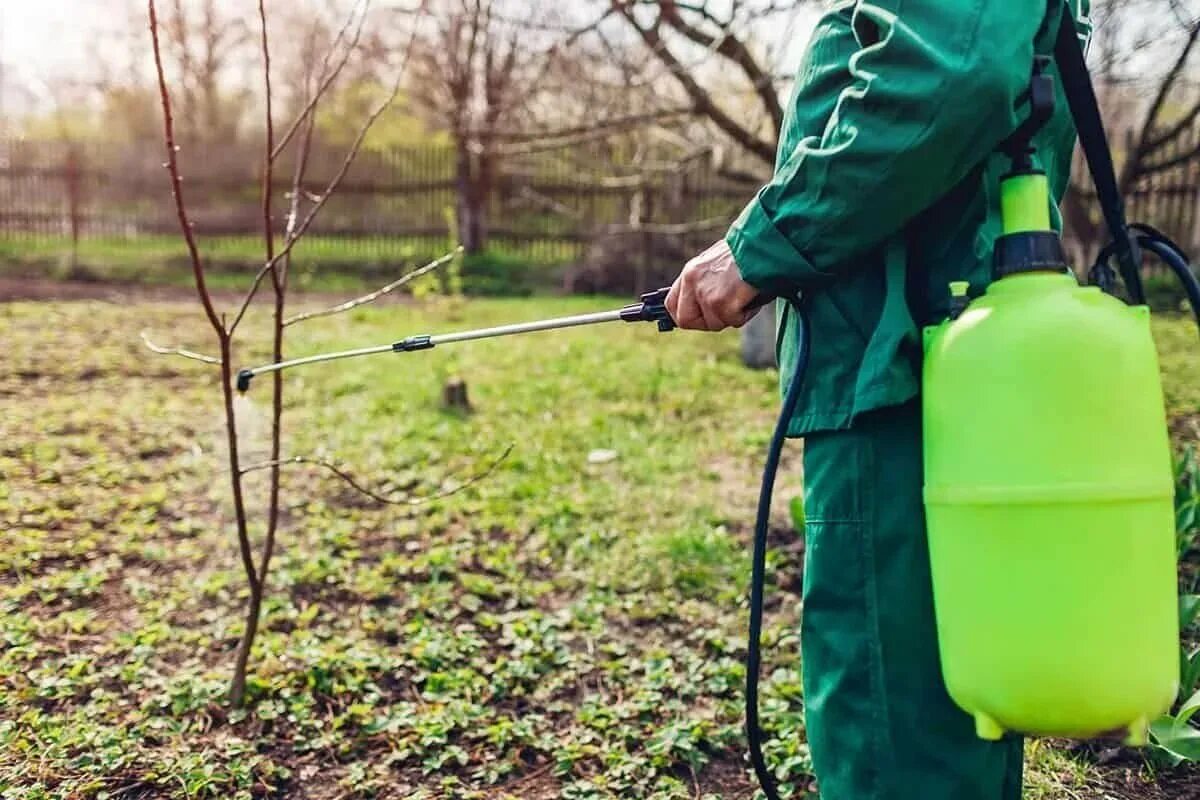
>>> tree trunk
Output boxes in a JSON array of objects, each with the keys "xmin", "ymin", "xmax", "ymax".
[
  {"xmin": 65, "ymin": 144, "xmax": 83, "ymax": 268},
  {"xmin": 230, "ymin": 588, "xmax": 261, "ymax": 705},
  {"xmin": 740, "ymin": 307, "xmax": 776, "ymax": 369},
  {"xmin": 455, "ymin": 136, "xmax": 489, "ymax": 254}
]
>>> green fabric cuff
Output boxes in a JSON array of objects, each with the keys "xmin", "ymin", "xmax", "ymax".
[{"xmin": 725, "ymin": 196, "xmax": 824, "ymax": 294}]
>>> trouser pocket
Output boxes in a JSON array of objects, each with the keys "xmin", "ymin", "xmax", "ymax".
[{"xmin": 799, "ymin": 402, "xmax": 1023, "ymax": 800}]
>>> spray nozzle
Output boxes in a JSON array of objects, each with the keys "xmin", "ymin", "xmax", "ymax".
[
  {"xmin": 236, "ymin": 369, "xmax": 254, "ymax": 393},
  {"xmin": 620, "ymin": 287, "xmax": 677, "ymax": 331}
]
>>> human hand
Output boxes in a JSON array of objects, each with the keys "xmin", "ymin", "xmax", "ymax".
[{"xmin": 665, "ymin": 239, "xmax": 763, "ymax": 331}]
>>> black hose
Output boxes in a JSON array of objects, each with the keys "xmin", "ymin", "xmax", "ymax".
[
  {"xmin": 1092, "ymin": 224, "xmax": 1200, "ymax": 336},
  {"xmin": 1130, "ymin": 226, "xmax": 1200, "ymax": 335},
  {"xmin": 746, "ymin": 298, "xmax": 810, "ymax": 800}
]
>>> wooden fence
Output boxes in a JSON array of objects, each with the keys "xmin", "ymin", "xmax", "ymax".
[
  {"xmin": 1, "ymin": 135, "xmax": 1197, "ymax": 290},
  {"xmin": 0, "ymin": 138, "xmax": 746, "ymax": 284},
  {"xmin": 1069, "ymin": 125, "xmax": 1200, "ymax": 279}
]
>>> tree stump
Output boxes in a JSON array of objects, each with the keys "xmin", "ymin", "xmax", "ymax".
[
  {"xmin": 740, "ymin": 307, "xmax": 777, "ymax": 369},
  {"xmin": 442, "ymin": 377, "xmax": 471, "ymax": 411}
]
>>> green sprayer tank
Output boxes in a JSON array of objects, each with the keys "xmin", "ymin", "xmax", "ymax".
[{"xmin": 922, "ymin": 170, "xmax": 1179, "ymax": 744}]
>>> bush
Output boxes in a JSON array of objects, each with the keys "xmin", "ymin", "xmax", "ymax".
[
  {"xmin": 461, "ymin": 249, "xmax": 541, "ymax": 296},
  {"xmin": 1144, "ymin": 274, "xmax": 1192, "ymax": 313}
]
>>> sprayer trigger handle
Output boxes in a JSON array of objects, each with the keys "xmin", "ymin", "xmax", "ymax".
[{"xmin": 620, "ymin": 287, "xmax": 676, "ymax": 331}]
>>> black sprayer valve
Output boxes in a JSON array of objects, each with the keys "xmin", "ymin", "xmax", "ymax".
[
  {"xmin": 393, "ymin": 335, "xmax": 435, "ymax": 352},
  {"xmin": 1000, "ymin": 56, "xmax": 1055, "ymax": 172},
  {"xmin": 620, "ymin": 287, "xmax": 677, "ymax": 332}
]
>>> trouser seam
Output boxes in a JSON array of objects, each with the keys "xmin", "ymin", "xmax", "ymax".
[{"xmin": 862, "ymin": 432, "xmax": 893, "ymax": 798}]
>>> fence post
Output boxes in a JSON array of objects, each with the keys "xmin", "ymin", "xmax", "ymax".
[
  {"xmin": 65, "ymin": 143, "xmax": 83, "ymax": 268},
  {"xmin": 638, "ymin": 184, "xmax": 653, "ymax": 295},
  {"xmin": 1192, "ymin": 171, "xmax": 1200, "ymax": 255}
]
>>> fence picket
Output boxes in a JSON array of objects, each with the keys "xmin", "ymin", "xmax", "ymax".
[{"xmin": 1, "ymin": 135, "xmax": 1197, "ymax": 282}]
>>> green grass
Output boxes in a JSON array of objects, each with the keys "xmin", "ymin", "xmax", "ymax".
[
  {"xmin": 0, "ymin": 293, "xmax": 1196, "ymax": 799},
  {"xmin": 0, "ymin": 235, "xmax": 571, "ymax": 294},
  {"xmin": 1156, "ymin": 314, "xmax": 1200, "ymax": 426}
]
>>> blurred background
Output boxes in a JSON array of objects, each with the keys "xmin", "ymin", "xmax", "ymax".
[{"xmin": 2, "ymin": 0, "xmax": 1198, "ymax": 302}]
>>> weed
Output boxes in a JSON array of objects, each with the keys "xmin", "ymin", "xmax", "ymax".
[{"xmin": 1, "ymin": 297, "xmax": 1195, "ymax": 798}]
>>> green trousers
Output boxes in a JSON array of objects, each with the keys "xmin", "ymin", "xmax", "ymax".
[{"xmin": 799, "ymin": 400, "xmax": 1023, "ymax": 799}]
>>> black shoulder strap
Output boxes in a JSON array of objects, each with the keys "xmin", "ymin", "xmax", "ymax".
[{"xmin": 1052, "ymin": 2, "xmax": 1143, "ymax": 295}]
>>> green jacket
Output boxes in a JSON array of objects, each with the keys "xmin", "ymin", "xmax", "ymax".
[{"xmin": 727, "ymin": 0, "xmax": 1091, "ymax": 435}]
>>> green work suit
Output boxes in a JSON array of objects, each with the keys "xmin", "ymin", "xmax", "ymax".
[{"xmin": 725, "ymin": 1, "xmax": 1091, "ymax": 797}]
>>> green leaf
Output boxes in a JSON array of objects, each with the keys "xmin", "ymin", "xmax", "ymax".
[
  {"xmin": 1182, "ymin": 595, "xmax": 1200, "ymax": 630},
  {"xmin": 296, "ymin": 603, "xmax": 321, "ymax": 627},
  {"xmin": 1181, "ymin": 647, "xmax": 1200, "ymax": 698},
  {"xmin": 1178, "ymin": 689, "xmax": 1200, "ymax": 728},
  {"xmin": 789, "ymin": 496, "xmax": 805, "ymax": 532},
  {"xmin": 1150, "ymin": 715, "xmax": 1200, "ymax": 763}
]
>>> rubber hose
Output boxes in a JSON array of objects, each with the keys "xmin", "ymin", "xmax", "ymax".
[
  {"xmin": 1133, "ymin": 230, "xmax": 1200, "ymax": 336},
  {"xmin": 746, "ymin": 299, "xmax": 810, "ymax": 800}
]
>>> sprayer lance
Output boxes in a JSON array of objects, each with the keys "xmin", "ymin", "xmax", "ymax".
[{"xmin": 236, "ymin": 287, "xmax": 676, "ymax": 392}]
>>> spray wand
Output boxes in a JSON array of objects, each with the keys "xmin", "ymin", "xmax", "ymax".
[{"xmin": 236, "ymin": 287, "xmax": 678, "ymax": 393}]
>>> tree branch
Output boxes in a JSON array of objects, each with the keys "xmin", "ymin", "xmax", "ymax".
[
  {"xmin": 151, "ymin": 0, "xmax": 257, "ymax": 599},
  {"xmin": 603, "ymin": 214, "xmax": 730, "ymax": 235},
  {"xmin": 1123, "ymin": 17, "xmax": 1200, "ymax": 186},
  {"xmin": 513, "ymin": 186, "xmax": 586, "ymax": 220},
  {"xmin": 284, "ymin": 248, "xmax": 462, "ymax": 327},
  {"xmin": 657, "ymin": 0, "xmax": 784, "ymax": 133},
  {"xmin": 259, "ymin": 0, "xmax": 286, "ymax": 618},
  {"xmin": 148, "ymin": 0, "xmax": 223, "ymax": 337},
  {"xmin": 490, "ymin": 107, "xmax": 691, "ymax": 143},
  {"xmin": 229, "ymin": 78, "xmax": 404, "ymax": 333},
  {"xmin": 1145, "ymin": 98, "xmax": 1200, "ymax": 154},
  {"xmin": 612, "ymin": 3, "xmax": 777, "ymax": 166},
  {"xmin": 1140, "ymin": 140, "xmax": 1200, "ymax": 176},
  {"xmin": 259, "ymin": 0, "xmax": 277, "ymax": 267},
  {"xmin": 231, "ymin": 2, "xmax": 429, "ymax": 334},
  {"xmin": 139, "ymin": 331, "xmax": 221, "ymax": 364},
  {"xmin": 271, "ymin": 0, "xmax": 371, "ymax": 161},
  {"xmin": 239, "ymin": 445, "xmax": 514, "ymax": 507}
]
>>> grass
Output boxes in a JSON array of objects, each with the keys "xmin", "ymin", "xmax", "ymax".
[
  {"xmin": 1156, "ymin": 315, "xmax": 1200, "ymax": 429},
  {"xmin": 0, "ymin": 235, "xmax": 570, "ymax": 294},
  {"xmin": 0, "ymin": 290, "xmax": 1197, "ymax": 799}
]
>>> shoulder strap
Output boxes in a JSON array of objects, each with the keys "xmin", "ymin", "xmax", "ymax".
[{"xmin": 1052, "ymin": 2, "xmax": 1143, "ymax": 295}]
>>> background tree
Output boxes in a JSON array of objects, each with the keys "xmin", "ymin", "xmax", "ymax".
[
  {"xmin": 143, "ymin": 0, "xmax": 504, "ymax": 704},
  {"xmin": 588, "ymin": 0, "xmax": 814, "ymax": 181},
  {"xmin": 1064, "ymin": 0, "xmax": 1200, "ymax": 262},
  {"xmin": 159, "ymin": 0, "xmax": 256, "ymax": 145},
  {"xmin": 404, "ymin": 0, "xmax": 574, "ymax": 253},
  {"xmin": 558, "ymin": 1, "xmax": 812, "ymax": 364}
]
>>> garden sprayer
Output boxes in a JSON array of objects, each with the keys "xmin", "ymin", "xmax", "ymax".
[
  {"xmin": 235, "ymin": 288, "xmax": 681, "ymax": 392},
  {"xmin": 237, "ymin": 6, "xmax": 1200, "ymax": 800}
]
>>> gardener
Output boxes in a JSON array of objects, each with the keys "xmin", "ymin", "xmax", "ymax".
[{"xmin": 666, "ymin": 1, "xmax": 1091, "ymax": 797}]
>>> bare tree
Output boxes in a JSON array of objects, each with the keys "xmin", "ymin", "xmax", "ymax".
[
  {"xmin": 1062, "ymin": 0, "xmax": 1200, "ymax": 260},
  {"xmin": 592, "ymin": 0, "xmax": 809, "ymax": 179},
  {"xmin": 159, "ymin": 0, "xmax": 257, "ymax": 145},
  {"xmin": 144, "ymin": 0, "xmax": 498, "ymax": 705},
  {"xmin": 557, "ymin": 1, "xmax": 809, "ymax": 362},
  {"xmin": 404, "ymin": 0, "xmax": 583, "ymax": 252}
]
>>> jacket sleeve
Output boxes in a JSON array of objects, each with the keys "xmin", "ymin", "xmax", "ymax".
[{"xmin": 727, "ymin": 0, "xmax": 1057, "ymax": 293}]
